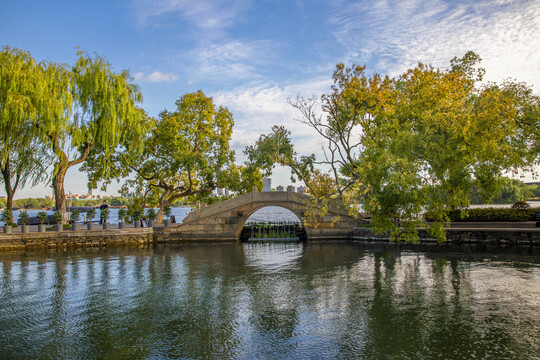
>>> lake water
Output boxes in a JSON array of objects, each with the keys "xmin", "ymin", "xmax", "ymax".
[{"xmin": 0, "ymin": 243, "xmax": 538, "ymax": 359}]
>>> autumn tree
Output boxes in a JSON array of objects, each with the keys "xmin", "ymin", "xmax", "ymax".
[
  {"xmin": 0, "ymin": 47, "xmax": 52, "ymax": 218},
  {"xmin": 119, "ymin": 91, "xmax": 236, "ymax": 223},
  {"xmin": 356, "ymin": 52, "xmax": 536, "ymax": 241},
  {"xmin": 260, "ymin": 52, "xmax": 538, "ymax": 242}
]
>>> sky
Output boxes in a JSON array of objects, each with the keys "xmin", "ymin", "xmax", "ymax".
[{"xmin": 1, "ymin": 0, "xmax": 540, "ymax": 198}]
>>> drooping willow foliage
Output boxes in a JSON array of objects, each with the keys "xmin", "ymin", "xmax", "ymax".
[{"xmin": 0, "ymin": 46, "xmax": 149, "ymax": 221}]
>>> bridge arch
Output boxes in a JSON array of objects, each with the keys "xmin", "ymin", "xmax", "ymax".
[
  {"xmin": 234, "ymin": 204, "xmax": 309, "ymax": 240},
  {"xmin": 162, "ymin": 191, "xmax": 365, "ymax": 243}
]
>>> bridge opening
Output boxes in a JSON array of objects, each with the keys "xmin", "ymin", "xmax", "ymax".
[{"xmin": 239, "ymin": 206, "xmax": 307, "ymax": 242}]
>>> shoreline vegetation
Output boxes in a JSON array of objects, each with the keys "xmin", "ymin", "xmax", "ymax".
[
  {"xmin": 0, "ymin": 196, "xmax": 191, "ymax": 211},
  {"xmin": 2, "ymin": 194, "xmax": 539, "ymax": 211},
  {"xmin": 2, "ymin": 47, "xmax": 539, "ymax": 242}
]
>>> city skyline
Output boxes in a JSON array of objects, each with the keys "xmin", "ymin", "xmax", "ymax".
[{"xmin": 2, "ymin": 0, "xmax": 539, "ymax": 199}]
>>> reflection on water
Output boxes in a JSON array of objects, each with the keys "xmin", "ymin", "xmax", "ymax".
[
  {"xmin": 0, "ymin": 244, "xmax": 539, "ymax": 359},
  {"xmin": 245, "ymin": 206, "xmax": 300, "ymax": 223}
]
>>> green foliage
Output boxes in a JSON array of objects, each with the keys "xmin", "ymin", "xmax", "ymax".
[
  {"xmin": 7, "ymin": 48, "xmax": 146, "ymax": 221},
  {"xmin": 71, "ymin": 208, "xmax": 80, "ymax": 222},
  {"xmin": 18, "ymin": 210, "xmax": 29, "ymax": 225},
  {"xmin": 145, "ymin": 208, "xmax": 156, "ymax": 221},
  {"xmin": 108, "ymin": 197, "xmax": 130, "ymax": 207},
  {"xmin": 13, "ymin": 198, "xmax": 54, "ymax": 209},
  {"xmin": 37, "ymin": 211, "xmax": 47, "ymax": 224},
  {"xmin": 245, "ymin": 125, "xmax": 314, "ymax": 188},
  {"xmin": 86, "ymin": 208, "xmax": 96, "ymax": 222},
  {"xmin": 425, "ymin": 208, "xmax": 537, "ymax": 222},
  {"xmin": 100, "ymin": 207, "xmax": 109, "ymax": 222},
  {"xmin": 131, "ymin": 209, "xmax": 142, "ymax": 222},
  {"xmin": 1, "ymin": 209, "xmax": 13, "ymax": 224},
  {"xmin": 286, "ymin": 52, "xmax": 539, "ymax": 243},
  {"xmin": 52, "ymin": 211, "xmax": 62, "ymax": 224},
  {"xmin": 163, "ymin": 205, "xmax": 172, "ymax": 219},
  {"xmin": 117, "ymin": 208, "xmax": 127, "ymax": 222},
  {"xmin": 0, "ymin": 47, "xmax": 53, "ymax": 216},
  {"xmin": 118, "ymin": 90, "xmax": 236, "ymax": 223},
  {"xmin": 217, "ymin": 164, "xmax": 264, "ymax": 194},
  {"xmin": 469, "ymin": 177, "xmax": 535, "ymax": 204}
]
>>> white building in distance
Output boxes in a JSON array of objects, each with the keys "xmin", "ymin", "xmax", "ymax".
[{"xmin": 263, "ymin": 178, "xmax": 272, "ymax": 192}]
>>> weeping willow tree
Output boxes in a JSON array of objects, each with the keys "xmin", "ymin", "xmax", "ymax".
[
  {"xmin": 0, "ymin": 47, "xmax": 51, "ymax": 218},
  {"xmin": 35, "ymin": 51, "xmax": 145, "ymax": 222}
]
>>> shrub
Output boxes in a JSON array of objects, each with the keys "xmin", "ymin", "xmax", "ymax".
[
  {"xmin": 164, "ymin": 205, "xmax": 172, "ymax": 219},
  {"xmin": 100, "ymin": 208, "xmax": 109, "ymax": 222},
  {"xmin": 71, "ymin": 209, "xmax": 80, "ymax": 223},
  {"xmin": 118, "ymin": 208, "xmax": 127, "ymax": 222},
  {"xmin": 37, "ymin": 211, "xmax": 48, "ymax": 224},
  {"xmin": 86, "ymin": 208, "xmax": 96, "ymax": 223},
  {"xmin": 425, "ymin": 208, "xmax": 537, "ymax": 222},
  {"xmin": 1, "ymin": 210, "xmax": 12, "ymax": 225},
  {"xmin": 18, "ymin": 211, "xmax": 30, "ymax": 225},
  {"xmin": 146, "ymin": 208, "xmax": 156, "ymax": 221},
  {"xmin": 131, "ymin": 209, "xmax": 142, "ymax": 222},
  {"xmin": 52, "ymin": 211, "xmax": 63, "ymax": 224}
]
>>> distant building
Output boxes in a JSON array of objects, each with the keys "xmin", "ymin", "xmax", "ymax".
[
  {"xmin": 263, "ymin": 178, "xmax": 272, "ymax": 192},
  {"xmin": 297, "ymin": 186, "xmax": 305, "ymax": 194},
  {"xmin": 89, "ymin": 189, "xmax": 94, "ymax": 196},
  {"xmin": 224, "ymin": 188, "xmax": 230, "ymax": 197},
  {"xmin": 286, "ymin": 185, "xmax": 296, "ymax": 192},
  {"xmin": 276, "ymin": 185, "xmax": 284, "ymax": 192}
]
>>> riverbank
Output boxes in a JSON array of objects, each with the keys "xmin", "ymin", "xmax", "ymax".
[
  {"xmin": 0, "ymin": 226, "xmax": 154, "ymax": 251},
  {"xmin": 351, "ymin": 225, "xmax": 540, "ymax": 246},
  {"xmin": 1, "ymin": 222, "xmax": 540, "ymax": 251}
]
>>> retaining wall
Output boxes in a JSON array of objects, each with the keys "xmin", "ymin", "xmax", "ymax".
[
  {"xmin": 2, "ymin": 225, "xmax": 540, "ymax": 252},
  {"xmin": 0, "ymin": 228, "xmax": 154, "ymax": 251},
  {"xmin": 351, "ymin": 227, "xmax": 540, "ymax": 246}
]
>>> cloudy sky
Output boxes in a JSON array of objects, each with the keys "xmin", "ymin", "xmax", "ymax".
[{"xmin": 2, "ymin": 0, "xmax": 540, "ymax": 198}]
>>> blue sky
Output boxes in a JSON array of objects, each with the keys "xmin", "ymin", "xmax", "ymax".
[{"xmin": 2, "ymin": 0, "xmax": 540, "ymax": 198}]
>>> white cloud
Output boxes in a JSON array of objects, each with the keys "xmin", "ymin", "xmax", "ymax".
[
  {"xmin": 212, "ymin": 77, "xmax": 334, "ymax": 157},
  {"xmin": 189, "ymin": 39, "xmax": 285, "ymax": 81},
  {"xmin": 134, "ymin": 71, "xmax": 179, "ymax": 83},
  {"xmin": 327, "ymin": 0, "xmax": 540, "ymax": 90},
  {"xmin": 133, "ymin": 0, "xmax": 251, "ymax": 38}
]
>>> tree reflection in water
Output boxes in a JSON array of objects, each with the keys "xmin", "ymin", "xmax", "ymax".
[{"xmin": 0, "ymin": 243, "xmax": 538, "ymax": 359}]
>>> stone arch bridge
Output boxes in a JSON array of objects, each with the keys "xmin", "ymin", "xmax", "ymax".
[{"xmin": 158, "ymin": 190, "xmax": 366, "ymax": 242}]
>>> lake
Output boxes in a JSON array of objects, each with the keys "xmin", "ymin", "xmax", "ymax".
[{"xmin": 0, "ymin": 242, "xmax": 538, "ymax": 359}]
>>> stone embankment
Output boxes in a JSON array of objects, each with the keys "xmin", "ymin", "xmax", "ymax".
[
  {"xmin": 0, "ymin": 226, "xmax": 154, "ymax": 251},
  {"xmin": 1, "ymin": 222, "xmax": 539, "ymax": 252},
  {"xmin": 352, "ymin": 222, "xmax": 540, "ymax": 246}
]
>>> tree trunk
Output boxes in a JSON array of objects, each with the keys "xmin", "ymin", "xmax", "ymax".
[
  {"xmin": 49, "ymin": 138, "xmax": 91, "ymax": 224},
  {"xmin": 1, "ymin": 158, "xmax": 15, "ymax": 221},
  {"xmin": 53, "ymin": 166, "xmax": 68, "ymax": 223},
  {"xmin": 155, "ymin": 189, "xmax": 173, "ymax": 224}
]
